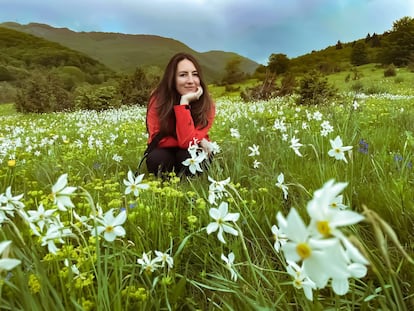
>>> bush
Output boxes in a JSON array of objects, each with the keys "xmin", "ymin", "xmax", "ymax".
[
  {"xmin": 384, "ymin": 64, "xmax": 397, "ymax": 77},
  {"xmin": 14, "ymin": 73, "xmax": 72, "ymax": 113},
  {"xmin": 73, "ymin": 85, "xmax": 120, "ymax": 111},
  {"xmin": 117, "ymin": 67, "xmax": 159, "ymax": 106},
  {"xmin": 297, "ymin": 70, "xmax": 338, "ymax": 105}
]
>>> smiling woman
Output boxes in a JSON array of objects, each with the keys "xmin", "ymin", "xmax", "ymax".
[{"xmin": 144, "ymin": 52, "xmax": 216, "ymax": 177}]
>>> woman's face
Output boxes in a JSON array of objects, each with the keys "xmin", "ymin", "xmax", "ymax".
[{"xmin": 175, "ymin": 59, "xmax": 200, "ymax": 96}]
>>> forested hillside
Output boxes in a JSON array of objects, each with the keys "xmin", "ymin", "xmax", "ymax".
[
  {"xmin": 0, "ymin": 22, "xmax": 259, "ymax": 82},
  {"xmin": 0, "ymin": 27, "xmax": 115, "ymax": 82}
]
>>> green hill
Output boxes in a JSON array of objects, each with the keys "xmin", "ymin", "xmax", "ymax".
[
  {"xmin": 0, "ymin": 26, "xmax": 115, "ymax": 86},
  {"xmin": 0, "ymin": 22, "xmax": 259, "ymax": 82}
]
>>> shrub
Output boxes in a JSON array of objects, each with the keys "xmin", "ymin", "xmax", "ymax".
[
  {"xmin": 297, "ymin": 70, "xmax": 338, "ymax": 105},
  {"xmin": 117, "ymin": 67, "xmax": 159, "ymax": 106},
  {"xmin": 73, "ymin": 85, "xmax": 120, "ymax": 111},
  {"xmin": 14, "ymin": 73, "xmax": 72, "ymax": 113},
  {"xmin": 384, "ymin": 64, "xmax": 397, "ymax": 77}
]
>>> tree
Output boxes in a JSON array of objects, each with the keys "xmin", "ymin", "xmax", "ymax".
[
  {"xmin": 350, "ymin": 42, "xmax": 368, "ymax": 66},
  {"xmin": 297, "ymin": 70, "xmax": 337, "ymax": 106},
  {"xmin": 117, "ymin": 67, "xmax": 159, "ymax": 106},
  {"xmin": 268, "ymin": 53, "xmax": 290, "ymax": 75},
  {"xmin": 221, "ymin": 57, "xmax": 245, "ymax": 85},
  {"xmin": 15, "ymin": 72, "xmax": 72, "ymax": 113},
  {"xmin": 335, "ymin": 40, "xmax": 343, "ymax": 50},
  {"xmin": 379, "ymin": 16, "xmax": 414, "ymax": 66}
]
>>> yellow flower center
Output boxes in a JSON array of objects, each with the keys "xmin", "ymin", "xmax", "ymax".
[
  {"xmin": 317, "ymin": 220, "xmax": 331, "ymax": 237},
  {"xmin": 105, "ymin": 226, "xmax": 114, "ymax": 233},
  {"xmin": 296, "ymin": 242, "xmax": 311, "ymax": 259}
]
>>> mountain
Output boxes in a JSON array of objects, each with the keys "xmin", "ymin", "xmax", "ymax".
[{"xmin": 0, "ymin": 22, "xmax": 259, "ymax": 83}]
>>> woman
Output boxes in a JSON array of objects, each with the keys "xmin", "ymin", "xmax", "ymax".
[{"xmin": 145, "ymin": 52, "xmax": 216, "ymax": 176}]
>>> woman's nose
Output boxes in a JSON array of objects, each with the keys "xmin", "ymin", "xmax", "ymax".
[{"xmin": 187, "ymin": 74, "xmax": 195, "ymax": 83}]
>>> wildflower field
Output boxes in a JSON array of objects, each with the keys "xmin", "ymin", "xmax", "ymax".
[{"xmin": 0, "ymin": 92, "xmax": 413, "ymax": 310}]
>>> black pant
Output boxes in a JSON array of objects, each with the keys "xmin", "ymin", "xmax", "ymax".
[{"xmin": 146, "ymin": 147, "xmax": 191, "ymax": 176}]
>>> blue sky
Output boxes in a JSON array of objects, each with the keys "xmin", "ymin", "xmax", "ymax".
[{"xmin": 1, "ymin": 0, "xmax": 413, "ymax": 64}]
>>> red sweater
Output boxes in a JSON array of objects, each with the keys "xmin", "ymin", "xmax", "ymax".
[{"xmin": 146, "ymin": 96, "xmax": 215, "ymax": 149}]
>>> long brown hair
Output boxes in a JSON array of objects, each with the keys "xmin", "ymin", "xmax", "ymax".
[{"xmin": 149, "ymin": 52, "xmax": 213, "ymax": 137}]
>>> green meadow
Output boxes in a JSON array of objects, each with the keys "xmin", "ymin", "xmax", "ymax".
[{"xmin": 0, "ymin": 70, "xmax": 413, "ymax": 310}]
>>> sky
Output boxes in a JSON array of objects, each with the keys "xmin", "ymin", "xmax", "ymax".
[{"xmin": 1, "ymin": 0, "xmax": 413, "ymax": 64}]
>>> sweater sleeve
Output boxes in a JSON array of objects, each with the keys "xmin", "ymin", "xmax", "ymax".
[{"xmin": 174, "ymin": 104, "xmax": 215, "ymax": 149}]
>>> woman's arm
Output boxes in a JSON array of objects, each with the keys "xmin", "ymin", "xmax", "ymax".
[{"xmin": 174, "ymin": 104, "xmax": 215, "ymax": 149}]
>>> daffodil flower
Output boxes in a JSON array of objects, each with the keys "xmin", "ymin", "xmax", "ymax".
[
  {"xmin": 182, "ymin": 151, "xmax": 207, "ymax": 175},
  {"xmin": 51, "ymin": 174, "xmax": 77, "ymax": 211},
  {"xmin": 153, "ymin": 250, "xmax": 174, "ymax": 270},
  {"xmin": 277, "ymin": 208, "xmax": 349, "ymax": 288},
  {"xmin": 248, "ymin": 144, "xmax": 260, "ymax": 157},
  {"xmin": 206, "ymin": 202, "xmax": 239, "ymax": 244},
  {"xmin": 289, "ymin": 136, "xmax": 303, "ymax": 157},
  {"xmin": 275, "ymin": 172, "xmax": 289, "ymax": 200},
  {"xmin": 221, "ymin": 252, "xmax": 238, "ymax": 281},
  {"xmin": 328, "ymin": 135, "xmax": 353, "ymax": 163},
  {"xmin": 0, "ymin": 240, "xmax": 21, "ymax": 271},
  {"xmin": 124, "ymin": 171, "xmax": 149, "ymax": 197},
  {"xmin": 286, "ymin": 261, "xmax": 316, "ymax": 301},
  {"xmin": 94, "ymin": 208, "xmax": 127, "ymax": 242}
]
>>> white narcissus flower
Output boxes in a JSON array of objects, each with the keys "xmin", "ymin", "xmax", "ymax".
[
  {"xmin": 221, "ymin": 252, "xmax": 238, "ymax": 281},
  {"xmin": 289, "ymin": 136, "xmax": 303, "ymax": 157},
  {"xmin": 275, "ymin": 172, "xmax": 289, "ymax": 200},
  {"xmin": 248, "ymin": 144, "xmax": 260, "ymax": 157},
  {"xmin": 271, "ymin": 224, "xmax": 288, "ymax": 252},
  {"xmin": 206, "ymin": 202, "xmax": 239, "ymax": 244},
  {"xmin": 182, "ymin": 151, "xmax": 207, "ymax": 175},
  {"xmin": 124, "ymin": 171, "xmax": 149, "ymax": 197},
  {"xmin": 51, "ymin": 173, "xmax": 77, "ymax": 211},
  {"xmin": 208, "ymin": 176, "xmax": 230, "ymax": 204},
  {"xmin": 153, "ymin": 250, "xmax": 174, "ymax": 270},
  {"xmin": 0, "ymin": 240, "xmax": 21, "ymax": 271},
  {"xmin": 286, "ymin": 261, "xmax": 316, "ymax": 301},
  {"xmin": 306, "ymin": 180, "xmax": 364, "ymax": 239},
  {"xmin": 277, "ymin": 208, "xmax": 349, "ymax": 289},
  {"xmin": 94, "ymin": 208, "xmax": 127, "ymax": 242},
  {"xmin": 137, "ymin": 252, "xmax": 158, "ymax": 274},
  {"xmin": 0, "ymin": 186, "xmax": 25, "ymax": 211},
  {"xmin": 230, "ymin": 128, "xmax": 240, "ymax": 139},
  {"xmin": 328, "ymin": 135, "xmax": 353, "ymax": 163}
]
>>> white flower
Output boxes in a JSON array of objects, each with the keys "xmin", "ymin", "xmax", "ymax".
[
  {"xmin": 137, "ymin": 252, "xmax": 158, "ymax": 274},
  {"xmin": 221, "ymin": 252, "xmax": 238, "ymax": 281},
  {"xmin": 94, "ymin": 208, "xmax": 127, "ymax": 242},
  {"xmin": 124, "ymin": 171, "xmax": 149, "ymax": 197},
  {"xmin": 0, "ymin": 186, "xmax": 25, "ymax": 211},
  {"xmin": 27, "ymin": 203, "xmax": 56, "ymax": 233},
  {"xmin": 289, "ymin": 136, "xmax": 303, "ymax": 157},
  {"xmin": 230, "ymin": 128, "xmax": 240, "ymax": 139},
  {"xmin": 271, "ymin": 224, "xmax": 288, "ymax": 252},
  {"xmin": 41, "ymin": 217, "xmax": 73, "ymax": 254},
  {"xmin": 112, "ymin": 154, "xmax": 123, "ymax": 163},
  {"xmin": 206, "ymin": 202, "xmax": 239, "ymax": 244},
  {"xmin": 328, "ymin": 136, "xmax": 353, "ymax": 163},
  {"xmin": 248, "ymin": 144, "xmax": 260, "ymax": 157},
  {"xmin": 51, "ymin": 174, "xmax": 77, "ymax": 211},
  {"xmin": 0, "ymin": 240, "xmax": 21, "ymax": 271},
  {"xmin": 200, "ymin": 138, "xmax": 221, "ymax": 155},
  {"xmin": 277, "ymin": 208, "xmax": 349, "ymax": 288},
  {"xmin": 153, "ymin": 250, "xmax": 174, "ymax": 270},
  {"xmin": 286, "ymin": 261, "xmax": 316, "ymax": 301},
  {"xmin": 253, "ymin": 159, "xmax": 261, "ymax": 169},
  {"xmin": 275, "ymin": 173, "xmax": 289, "ymax": 200},
  {"xmin": 306, "ymin": 180, "xmax": 364, "ymax": 239},
  {"xmin": 182, "ymin": 151, "xmax": 207, "ymax": 175}
]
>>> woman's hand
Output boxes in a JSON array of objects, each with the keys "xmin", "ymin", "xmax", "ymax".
[{"xmin": 180, "ymin": 86, "xmax": 203, "ymax": 105}]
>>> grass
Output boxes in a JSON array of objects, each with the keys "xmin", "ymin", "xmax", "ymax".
[{"xmin": 0, "ymin": 79, "xmax": 413, "ymax": 310}]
